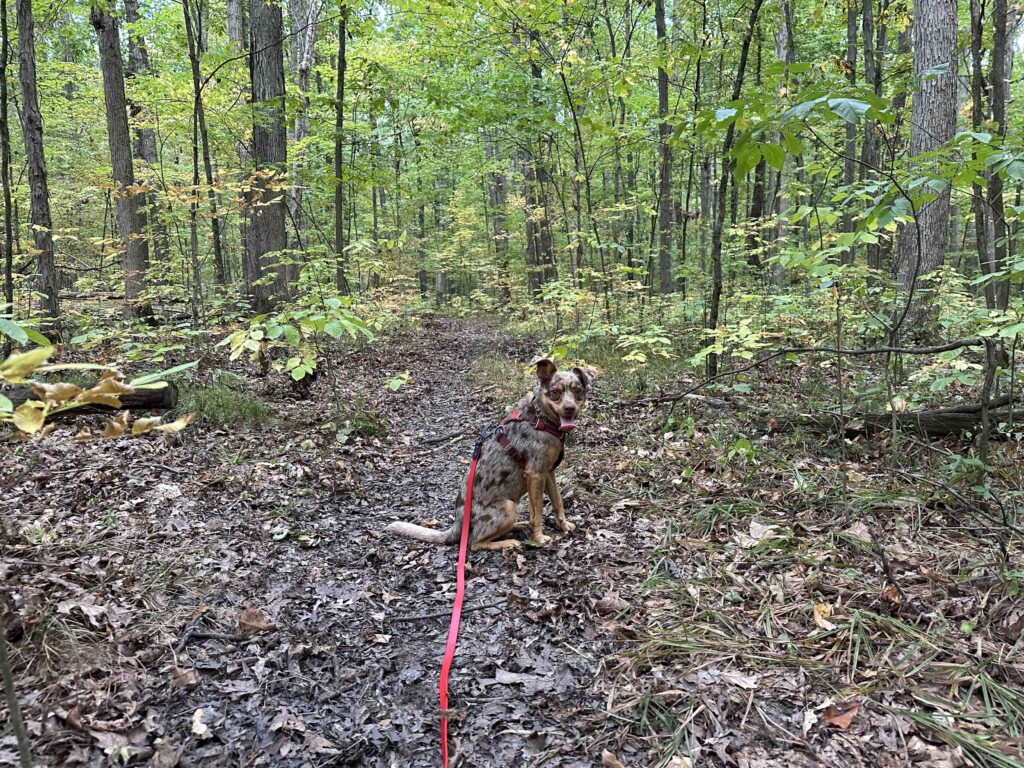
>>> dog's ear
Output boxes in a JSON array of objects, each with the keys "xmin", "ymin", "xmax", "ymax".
[
  {"xmin": 573, "ymin": 365, "xmax": 599, "ymax": 391},
  {"xmin": 534, "ymin": 358, "xmax": 557, "ymax": 383}
]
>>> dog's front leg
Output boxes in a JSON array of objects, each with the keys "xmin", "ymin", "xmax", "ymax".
[
  {"xmin": 526, "ymin": 472, "xmax": 550, "ymax": 545},
  {"xmin": 545, "ymin": 473, "xmax": 575, "ymax": 533}
]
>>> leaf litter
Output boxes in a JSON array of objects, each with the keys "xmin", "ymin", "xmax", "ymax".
[{"xmin": 2, "ymin": 317, "xmax": 1023, "ymax": 767}]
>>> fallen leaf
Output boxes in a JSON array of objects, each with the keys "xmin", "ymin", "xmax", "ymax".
[
  {"xmin": 102, "ymin": 412, "xmax": 131, "ymax": 438},
  {"xmin": 802, "ymin": 708, "xmax": 818, "ymax": 735},
  {"xmin": 190, "ymin": 709, "xmax": 210, "ymax": 739},
  {"xmin": 666, "ymin": 757, "xmax": 693, "ymax": 768},
  {"xmin": 823, "ymin": 700, "xmax": 860, "ymax": 729},
  {"xmin": 720, "ymin": 669, "xmax": 759, "ymax": 690},
  {"xmin": 595, "ymin": 591, "xmax": 628, "ymax": 616},
  {"xmin": 169, "ymin": 667, "xmax": 200, "ymax": 689},
  {"xmin": 239, "ymin": 605, "xmax": 277, "ymax": 636},
  {"xmin": 12, "ymin": 403, "xmax": 45, "ymax": 433},
  {"xmin": 882, "ymin": 585, "xmax": 902, "ymax": 604},
  {"xmin": 154, "ymin": 412, "xmax": 196, "ymax": 434},
  {"xmin": 813, "ymin": 602, "xmax": 836, "ymax": 631},
  {"xmin": 601, "ymin": 750, "xmax": 626, "ymax": 768},
  {"xmin": 32, "ymin": 382, "xmax": 82, "ymax": 404},
  {"xmin": 132, "ymin": 416, "xmax": 163, "ymax": 435}
]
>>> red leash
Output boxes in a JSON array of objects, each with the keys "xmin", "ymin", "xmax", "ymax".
[{"xmin": 439, "ymin": 454, "xmax": 476, "ymax": 767}]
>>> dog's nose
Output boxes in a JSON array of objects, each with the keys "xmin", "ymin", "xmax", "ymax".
[{"xmin": 563, "ymin": 403, "xmax": 577, "ymax": 415}]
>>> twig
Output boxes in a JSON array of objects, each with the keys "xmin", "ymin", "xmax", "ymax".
[
  {"xmin": 622, "ymin": 338, "xmax": 987, "ymax": 407},
  {"xmin": 0, "ymin": 613, "xmax": 33, "ymax": 768},
  {"xmin": 391, "ymin": 599, "xmax": 506, "ymax": 623}
]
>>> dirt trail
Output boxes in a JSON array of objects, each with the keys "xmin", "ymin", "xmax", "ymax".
[{"xmin": 6, "ymin": 318, "xmax": 650, "ymax": 767}]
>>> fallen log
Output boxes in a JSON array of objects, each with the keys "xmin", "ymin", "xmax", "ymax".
[
  {"xmin": 3, "ymin": 382, "xmax": 179, "ymax": 414},
  {"xmin": 762, "ymin": 405, "xmax": 1018, "ymax": 439}
]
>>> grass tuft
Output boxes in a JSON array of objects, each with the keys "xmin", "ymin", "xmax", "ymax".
[{"xmin": 177, "ymin": 369, "xmax": 276, "ymax": 426}]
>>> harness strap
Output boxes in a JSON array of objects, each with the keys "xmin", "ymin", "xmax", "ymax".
[{"xmin": 496, "ymin": 407, "xmax": 566, "ymax": 470}]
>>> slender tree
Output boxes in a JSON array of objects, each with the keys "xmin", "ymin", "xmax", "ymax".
[
  {"xmin": 1, "ymin": 0, "xmax": 13, "ymax": 317},
  {"xmin": 17, "ymin": 0, "xmax": 60, "ymax": 325},
  {"xmin": 987, "ymin": 0, "xmax": 1009, "ymax": 309},
  {"xmin": 335, "ymin": 2, "xmax": 350, "ymax": 293},
  {"xmin": 91, "ymin": 2, "xmax": 151, "ymax": 316},
  {"xmin": 706, "ymin": 0, "xmax": 765, "ymax": 377},
  {"xmin": 182, "ymin": 0, "xmax": 228, "ymax": 284},
  {"xmin": 654, "ymin": 0, "xmax": 673, "ymax": 294}
]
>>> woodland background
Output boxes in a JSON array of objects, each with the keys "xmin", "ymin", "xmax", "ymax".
[{"xmin": 2, "ymin": 0, "xmax": 1024, "ymax": 764}]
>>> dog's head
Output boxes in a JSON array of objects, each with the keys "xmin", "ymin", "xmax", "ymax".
[{"xmin": 534, "ymin": 359, "xmax": 598, "ymax": 432}]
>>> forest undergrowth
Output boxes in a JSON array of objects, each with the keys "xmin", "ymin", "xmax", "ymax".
[{"xmin": 4, "ymin": 301, "xmax": 1022, "ymax": 767}]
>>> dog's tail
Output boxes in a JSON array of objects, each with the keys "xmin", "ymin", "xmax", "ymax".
[{"xmin": 386, "ymin": 519, "xmax": 460, "ymax": 544}]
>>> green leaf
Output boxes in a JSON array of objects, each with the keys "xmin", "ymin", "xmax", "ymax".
[
  {"xmin": 715, "ymin": 107, "xmax": 738, "ymax": 123},
  {"xmin": 0, "ymin": 393, "xmax": 12, "ymax": 413},
  {"xmin": 780, "ymin": 96, "xmax": 827, "ymax": 123},
  {"xmin": 761, "ymin": 143, "xmax": 786, "ymax": 171},
  {"xmin": 128, "ymin": 360, "xmax": 198, "ymax": 387},
  {"xmin": 282, "ymin": 324, "xmax": 301, "ymax": 346},
  {"xmin": 25, "ymin": 328, "xmax": 49, "ymax": 346},
  {"xmin": 827, "ymin": 98, "xmax": 870, "ymax": 124},
  {"xmin": 0, "ymin": 318, "xmax": 28, "ymax": 344}
]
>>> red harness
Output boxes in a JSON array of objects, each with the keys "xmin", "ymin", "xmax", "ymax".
[
  {"xmin": 438, "ymin": 407, "xmax": 569, "ymax": 767},
  {"xmin": 495, "ymin": 407, "xmax": 567, "ymax": 471}
]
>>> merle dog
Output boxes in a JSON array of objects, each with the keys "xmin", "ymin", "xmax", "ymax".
[{"xmin": 387, "ymin": 359, "xmax": 597, "ymax": 550}]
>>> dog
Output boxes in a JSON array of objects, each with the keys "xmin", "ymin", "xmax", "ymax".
[{"xmin": 386, "ymin": 359, "xmax": 597, "ymax": 551}]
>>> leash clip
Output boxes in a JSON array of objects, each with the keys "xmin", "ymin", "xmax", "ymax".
[{"xmin": 473, "ymin": 424, "xmax": 497, "ymax": 460}]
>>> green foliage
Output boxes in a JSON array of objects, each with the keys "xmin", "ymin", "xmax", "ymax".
[{"xmin": 177, "ymin": 370, "xmax": 276, "ymax": 426}]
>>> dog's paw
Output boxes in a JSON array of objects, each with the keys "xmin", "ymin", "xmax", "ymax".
[
  {"xmin": 557, "ymin": 519, "xmax": 576, "ymax": 533},
  {"xmin": 529, "ymin": 533, "xmax": 552, "ymax": 546}
]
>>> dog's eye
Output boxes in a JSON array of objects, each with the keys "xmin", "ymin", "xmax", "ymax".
[{"xmin": 550, "ymin": 389, "xmax": 563, "ymax": 400}]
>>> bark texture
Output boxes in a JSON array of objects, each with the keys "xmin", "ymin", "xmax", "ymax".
[
  {"xmin": 91, "ymin": 3, "xmax": 151, "ymax": 316},
  {"xmin": 17, "ymin": 0, "xmax": 60, "ymax": 323},
  {"xmin": 895, "ymin": 0, "xmax": 958, "ymax": 333},
  {"xmin": 247, "ymin": 0, "xmax": 290, "ymax": 311}
]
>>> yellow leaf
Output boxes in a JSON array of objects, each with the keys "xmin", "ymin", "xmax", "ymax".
[
  {"xmin": 12, "ymin": 403, "xmax": 46, "ymax": 433},
  {"xmin": 0, "ymin": 346, "xmax": 53, "ymax": 383},
  {"xmin": 813, "ymin": 602, "xmax": 836, "ymax": 631},
  {"xmin": 131, "ymin": 416, "xmax": 163, "ymax": 435},
  {"xmin": 154, "ymin": 413, "xmax": 196, "ymax": 434},
  {"xmin": 102, "ymin": 412, "xmax": 130, "ymax": 438},
  {"xmin": 90, "ymin": 375, "xmax": 135, "ymax": 395},
  {"xmin": 32, "ymin": 382, "xmax": 83, "ymax": 405},
  {"xmin": 75, "ymin": 392, "xmax": 123, "ymax": 408}
]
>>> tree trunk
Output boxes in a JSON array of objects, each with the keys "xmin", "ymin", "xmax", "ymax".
[
  {"xmin": 17, "ymin": 0, "xmax": 60, "ymax": 324},
  {"xmin": 182, "ymin": 0, "xmax": 228, "ymax": 285},
  {"xmin": 227, "ymin": 0, "xmax": 246, "ymax": 48},
  {"xmin": 987, "ymin": 0, "xmax": 1010, "ymax": 309},
  {"xmin": 655, "ymin": 0, "xmax": 673, "ymax": 294},
  {"xmin": 122, "ymin": 0, "xmax": 168, "ymax": 265},
  {"xmin": 706, "ymin": 0, "xmax": 765, "ymax": 377},
  {"xmin": 247, "ymin": 0, "xmax": 290, "ymax": 312},
  {"xmin": 894, "ymin": 0, "xmax": 958, "ymax": 336},
  {"xmin": 485, "ymin": 129, "xmax": 511, "ymax": 302},
  {"xmin": 1, "ymin": 0, "xmax": 13, "ymax": 318},
  {"xmin": 334, "ymin": 4, "xmax": 350, "ymax": 294},
  {"xmin": 860, "ymin": 0, "xmax": 883, "ymax": 274},
  {"xmin": 91, "ymin": 3, "xmax": 151, "ymax": 317},
  {"xmin": 772, "ymin": 0, "xmax": 795, "ymax": 288},
  {"xmin": 291, "ymin": 0, "xmax": 321, "ymax": 250},
  {"xmin": 842, "ymin": 0, "xmax": 857, "ymax": 258},
  {"xmin": 970, "ymin": 0, "xmax": 993, "ymax": 306}
]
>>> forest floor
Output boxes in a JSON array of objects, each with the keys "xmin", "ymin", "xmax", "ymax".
[{"xmin": 4, "ymin": 316, "xmax": 1024, "ymax": 767}]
